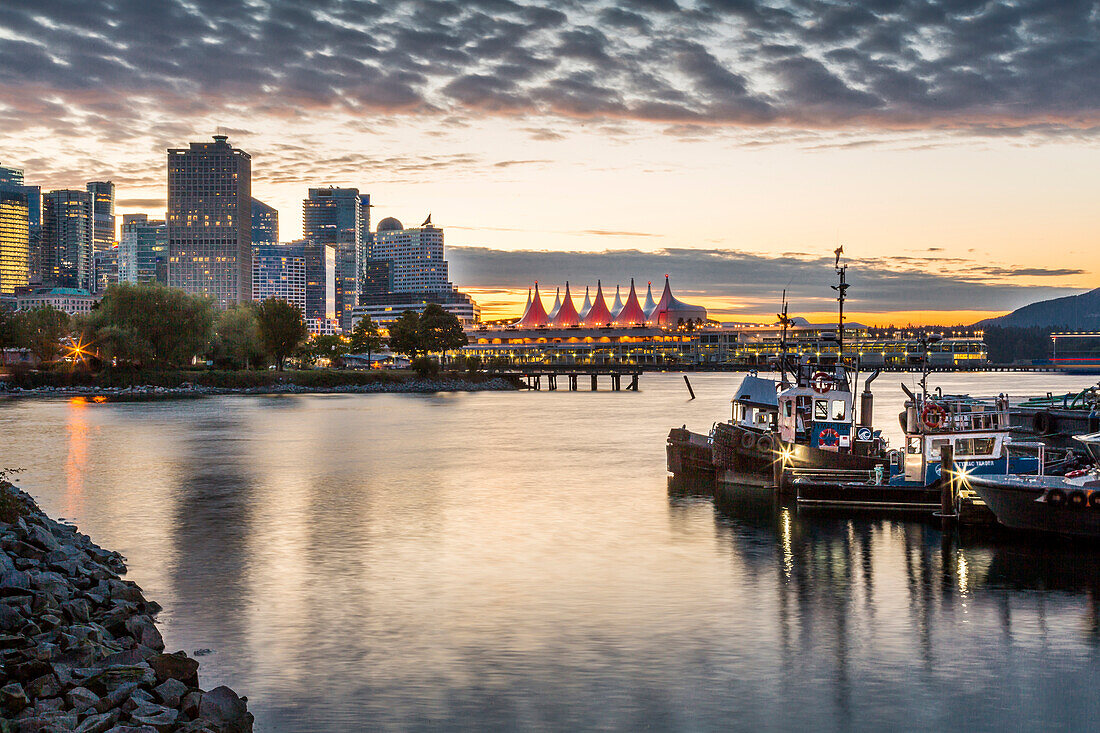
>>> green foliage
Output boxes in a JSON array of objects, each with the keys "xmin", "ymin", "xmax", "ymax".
[
  {"xmin": 84, "ymin": 282, "xmax": 215, "ymax": 367},
  {"xmin": 210, "ymin": 305, "xmax": 265, "ymax": 370},
  {"xmin": 418, "ymin": 303, "xmax": 468, "ymax": 358},
  {"xmin": 0, "ymin": 306, "xmax": 18, "ymax": 352},
  {"xmin": 299, "ymin": 334, "xmax": 350, "ymax": 367},
  {"xmin": 386, "ymin": 305, "xmax": 467, "ymax": 364},
  {"xmin": 255, "ymin": 298, "xmax": 308, "ymax": 371},
  {"xmin": 16, "ymin": 306, "xmax": 71, "ymax": 365},
  {"xmin": 387, "ymin": 310, "xmax": 422, "ymax": 359},
  {"xmin": 411, "ymin": 356, "xmax": 440, "ymax": 379},
  {"xmin": 349, "ymin": 315, "xmax": 383, "ymax": 362}
]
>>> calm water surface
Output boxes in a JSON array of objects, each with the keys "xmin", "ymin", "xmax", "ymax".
[{"xmin": 3, "ymin": 372, "xmax": 1100, "ymax": 731}]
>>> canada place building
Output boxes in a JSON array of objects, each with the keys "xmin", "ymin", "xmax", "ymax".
[{"xmin": 167, "ymin": 135, "xmax": 252, "ymax": 307}]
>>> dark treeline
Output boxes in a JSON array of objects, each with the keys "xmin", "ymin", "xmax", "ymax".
[
  {"xmin": 1, "ymin": 282, "xmax": 467, "ymax": 376},
  {"xmin": 982, "ymin": 325, "xmax": 1062, "ymax": 363}
]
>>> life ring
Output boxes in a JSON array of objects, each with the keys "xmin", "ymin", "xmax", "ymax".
[
  {"xmin": 811, "ymin": 371, "xmax": 835, "ymax": 394},
  {"xmin": 818, "ymin": 428, "xmax": 841, "ymax": 448},
  {"xmin": 1088, "ymin": 491, "xmax": 1100, "ymax": 509},
  {"xmin": 921, "ymin": 401, "xmax": 947, "ymax": 430},
  {"xmin": 740, "ymin": 430, "xmax": 757, "ymax": 449},
  {"xmin": 757, "ymin": 435, "xmax": 774, "ymax": 453},
  {"xmin": 1069, "ymin": 490, "xmax": 1088, "ymax": 509},
  {"xmin": 1046, "ymin": 488, "xmax": 1067, "ymax": 507},
  {"xmin": 1032, "ymin": 411, "xmax": 1055, "ymax": 435}
]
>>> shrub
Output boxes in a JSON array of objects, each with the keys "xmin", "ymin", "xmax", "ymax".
[{"xmin": 411, "ymin": 356, "xmax": 440, "ymax": 379}]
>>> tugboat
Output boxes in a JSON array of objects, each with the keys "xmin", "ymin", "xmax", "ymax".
[
  {"xmin": 966, "ymin": 433, "xmax": 1100, "ymax": 537},
  {"xmin": 1008, "ymin": 383, "xmax": 1100, "ymax": 454},
  {"xmin": 794, "ymin": 377, "xmax": 1051, "ymax": 515}
]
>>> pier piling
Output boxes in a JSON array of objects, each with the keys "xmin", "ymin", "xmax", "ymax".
[
  {"xmin": 939, "ymin": 445, "xmax": 957, "ymax": 524},
  {"xmin": 684, "ymin": 375, "xmax": 696, "ymax": 400}
]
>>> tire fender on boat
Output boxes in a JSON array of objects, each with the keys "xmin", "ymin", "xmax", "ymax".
[
  {"xmin": 757, "ymin": 435, "xmax": 774, "ymax": 453},
  {"xmin": 1046, "ymin": 488, "xmax": 1067, "ymax": 507},
  {"xmin": 740, "ymin": 430, "xmax": 757, "ymax": 450},
  {"xmin": 1088, "ymin": 491, "xmax": 1100, "ymax": 510},
  {"xmin": 1033, "ymin": 411, "xmax": 1055, "ymax": 435},
  {"xmin": 1069, "ymin": 490, "xmax": 1088, "ymax": 509}
]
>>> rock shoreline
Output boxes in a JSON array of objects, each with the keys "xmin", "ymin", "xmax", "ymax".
[
  {"xmin": 0, "ymin": 376, "xmax": 520, "ymax": 399},
  {"xmin": 0, "ymin": 481, "xmax": 253, "ymax": 732}
]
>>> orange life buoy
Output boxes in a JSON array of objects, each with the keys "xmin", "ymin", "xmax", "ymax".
[
  {"xmin": 921, "ymin": 401, "xmax": 947, "ymax": 430},
  {"xmin": 818, "ymin": 428, "xmax": 841, "ymax": 447}
]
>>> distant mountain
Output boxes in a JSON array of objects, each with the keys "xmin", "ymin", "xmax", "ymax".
[{"xmin": 977, "ymin": 287, "xmax": 1100, "ymax": 330}]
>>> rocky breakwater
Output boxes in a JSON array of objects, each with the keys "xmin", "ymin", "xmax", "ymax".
[{"xmin": 0, "ymin": 480, "xmax": 253, "ymax": 732}]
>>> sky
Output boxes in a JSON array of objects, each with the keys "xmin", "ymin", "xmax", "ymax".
[{"xmin": 1, "ymin": 0, "xmax": 1097, "ymax": 324}]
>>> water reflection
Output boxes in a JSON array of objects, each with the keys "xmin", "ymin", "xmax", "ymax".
[{"xmin": 64, "ymin": 398, "xmax": 90, "ymax": 518}]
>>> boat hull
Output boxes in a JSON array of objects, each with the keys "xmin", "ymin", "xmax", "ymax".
[
  {"xmin": 666, "ymin": 428, "xmax": 716, "ymax": 479},
  {"xmin": 969, "ymin": 476, "xmax": 1100, "ymax": 537}
]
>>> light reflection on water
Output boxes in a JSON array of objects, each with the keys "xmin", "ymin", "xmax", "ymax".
[{"xmin": 2, "ymin": 372, "xmax": 1100, "ymax": 731}]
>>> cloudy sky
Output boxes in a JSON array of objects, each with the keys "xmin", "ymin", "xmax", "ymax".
[{"xmin": 1, "ymin": 0, "xmax": 1097, "ymax": 322}]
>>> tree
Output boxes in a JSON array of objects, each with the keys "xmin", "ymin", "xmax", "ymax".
[
  {"xmin": 0, "ymin": 307, "xmax": 18, "ymax": 366},
  {"xmin": 16, "ymin": 306, "xmax": 70, "ymax": 366},
  {"xmin": 349, "ymin": 315, "xmax": 383, "ymax": 367},
  {"xmin": 83, "ymin": 282, "xmax": 215, "ymax": 367},
  {"xmin": 418, "ymin": 303, "xmax": 467, "ymax": 366},
  {"xmin": 210, "ymin": 305, "xmax": 265, "ymax": 370},
  {"xmin": 255, "ymin": 298, "xmax": 308, "ymax": 371},
  {"xmin": 387, "ymin": 310, "xmax": 422, "ymax": 360},
  {"xmin": 303, "ymin": 334, "xmax": 350, "ymax": 367}
]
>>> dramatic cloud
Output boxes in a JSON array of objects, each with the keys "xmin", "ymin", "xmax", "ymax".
[
  {"xmin": 1, "ymin": 0, "xmax": 1098, "ymax": 140},
  {"xmin": 448, "ymin": 246, "xmax": 1086, "ymax": 314}
]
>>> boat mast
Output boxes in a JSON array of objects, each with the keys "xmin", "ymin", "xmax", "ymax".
[
  {"xmin": 777, "ymin": 289, "xmax": 792, "ymax": 388},
  {"xmin": 831, "ymin": 246, "xmax": 848, "ymax": 366}
]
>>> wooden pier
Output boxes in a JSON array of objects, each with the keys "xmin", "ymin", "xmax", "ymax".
[{"xmin": 507, "ymin": 366, "xmax": 642, "ymax": 391}]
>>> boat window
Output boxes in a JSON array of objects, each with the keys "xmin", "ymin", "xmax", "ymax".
[
  {"xmin": 831, "ymin": 400, "xmax": 846, "ymax": 420},
  {"xmin": 955, "ymin": 438, "xmax": 974, "ymax": 456},
  {"xmin": 814, "ymin": 400, "xmax": 828, "ymax": 420},
  {"xmin": 784, "ymin": 401, "xmax": 793, "ymax": 418},
  {"xmin": 973, "ymin": 437, "xmax": 994, "ymax": 455},
  {"xmin": 907, "ymin": 436, "xmax": 922, "ymax": 455}
]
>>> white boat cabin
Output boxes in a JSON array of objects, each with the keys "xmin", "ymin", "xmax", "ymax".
[
  {"xmin": 731, "ymin": 373, "xmax": 780, "ymax": 433},
  {"xmin": 777, "ymin": 366, "xmax": 854, "ymax": 450},
  {"xmin": 901, "ymin": 394, "xmax": 1012, "ymax": 483}
]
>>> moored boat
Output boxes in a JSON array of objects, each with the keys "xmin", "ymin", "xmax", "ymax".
[{"xmin": 966, "ymin": 433, "xmax": 1100, "ymax": 537}]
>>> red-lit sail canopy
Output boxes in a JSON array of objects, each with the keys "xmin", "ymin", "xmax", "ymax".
[
  {"xmin": 653, "ymin": 275, "xmax": 708, "ymax": 326},
  {"xmin": 615, "ymin": 279, "xmax": 647, "ymax": 325},
  {"xmin": 516, "ymin": 282, "xmax": 549, "ymax": 327},
  {"xmin": 581, "ymin": 280, "xmax": 612, "ymax": 326},
  {"xmin": 550, "ymin": 282, "xmax": 580, "ymax": 327}
]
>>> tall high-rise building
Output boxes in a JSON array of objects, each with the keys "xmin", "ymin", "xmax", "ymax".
[
  {"xmin": 358, "ymin": 193, "xmax": 372, "ymax": 266},
  {"xmin": 251, "ymin": 198, "xmax": 278, "ymax": 245},
  {"xmin": 252, "ymin": 242, "xmax": 306, "ymax": 314},
  {"xmin": 371, "ymin": 216, "xmax": 450, "ymax": 293},
  {"xmin": 0, "ymin": 189, "xmax": 29, "ymax": 295},
  {"xmin": 86, "ymin": 181, "xmax": 115, "ymax": 253},
  {"xmin": 119, "ymin": 214, "xmax": 169, "ymax": 285},
  {"xmin": 304, "ymin": 241, "xmax": 336, "ymax": 323},
  {"xmin": 360, "ymin": 259, "xmax": 392, "ymax": 296},
  {"xmin": 303, "ymin": 187, "xmax": 360, "ymax": 330},
  {"xmin": 93, "ymin": 247, "xmax": 118, "ymax": 292},
  {"xmin": 0, "ymin": 165, "xmax": 38, "ymax": 287},
  {"xmin": 41, "ymin": 190, "xmax": 94, "ymax": 291},
  {"xmin": 167, "ymin": 135, "xmax": 252, "ymax": 307}
]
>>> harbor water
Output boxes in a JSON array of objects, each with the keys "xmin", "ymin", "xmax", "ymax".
[{"xmin": 3, "ymin": 372, "xmax": 1100, "ymax": 731}]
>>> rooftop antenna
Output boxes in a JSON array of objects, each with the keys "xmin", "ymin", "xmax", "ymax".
[{"xmin": 777, "ymin": 288, "xmax": 794, "ymax": 388}]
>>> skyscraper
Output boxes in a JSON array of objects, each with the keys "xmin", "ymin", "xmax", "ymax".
[
  {"xmin": 86, "ymin": 181, "xmax": 115, "ymax": 253},
  {"xmin": 303, "ymin": 187, "xmax": 360, "ymax": 330},
  {"xmin": 370, "ymin": 216, "xmax": 450, "ymax": 293},
  {"xmin": 251, "ymin": 198, "xmax": 278, "ymax": 245},
  {"xmin": 41, "ymin": 190, "xmax": 94, "ymax": 291},
  {"xmin": 0, "ymin": 189, "xmax": 29, "ymax": 295},
  {"xmin": 119, "ymin": 214, "xmax": 168, "ymax": 285},
  {"xmin": 252, "ymin": 242, "xmax": 306, "ymax": 314},
  {"xmin": 167, "ymin": 135, "xmax": 252, "ymax": 307},
  {"xmin": 0, "ymin": 165, "xmax": 37, "ymax": 288}
]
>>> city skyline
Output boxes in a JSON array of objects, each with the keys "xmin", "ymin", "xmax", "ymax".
[{"xmin": 1, "ymin": 1, "xmax": 1097, "ymax": 324}]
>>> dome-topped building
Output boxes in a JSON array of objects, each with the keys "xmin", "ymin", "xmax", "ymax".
[{"xmin": 376, "ymin": 217, "xmax": 403, "ymax": 232}]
